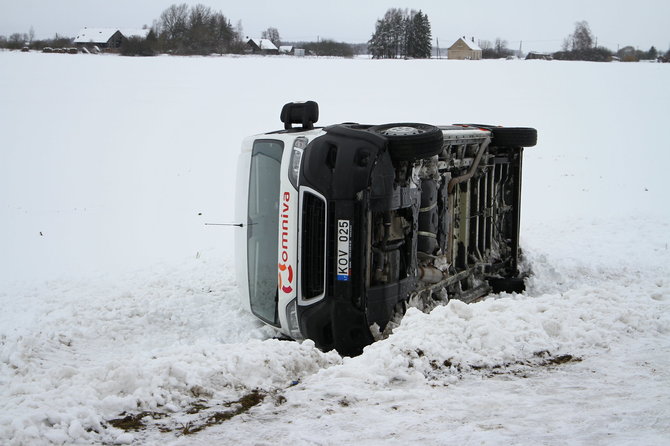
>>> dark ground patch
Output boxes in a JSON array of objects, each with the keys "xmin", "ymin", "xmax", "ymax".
[
  {"xmin": 107, "ymin": 390, "xmax": 266, "ymax": 436},
  {"xmin": 181, "ymin": 390, "xmax": 265, "ymax": 435},
  {"xmin": 108, "ymin": 411, "xmax": 167, "ymax": 431},
  {"xmin": 413, "ymin": 349, "xmax": 583, "ymax": 380}
]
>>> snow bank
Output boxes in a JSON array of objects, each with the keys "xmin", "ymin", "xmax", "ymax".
[
  {"xmin": 363, "ymin": 279, "xmax": 669, "ymax": 378},
  {"xmin": 0, "ymin": 259, "xmax": 341, "ymax": 444}
]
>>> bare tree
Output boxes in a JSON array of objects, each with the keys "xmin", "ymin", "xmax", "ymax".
[
  {"xmin": 228, "ymin": 20, "xmax": 247, "ymax": 54},
  {"xmin": 158, "ymin": 3, "xmax": 189, "ymax": 45},
  {"xmin": 495, "ymin": 38, "xmax": 508, "ymax": 55},
  {"xmin": 261, "ymin": 27, "xmax": 281, "ymax": 46},
  {"xmin": 481, "ymin": 38, "xmax": 513, "ymax": 58},
  {"xmin": 555, "ymin": 21, "xmax": 612, "ymax": 61},
  {"xmin": 569, "ymin": 21, "xmax": 594, "ymax": 51},
  {"xmin": 8, "ymin": 33, "xmax": 28, "ymax": 49},
  {"xmin": 186, "ymin": 3, "xmax": 213, "ymax": 52},
  {"xmin": 156, "ymin": 3, "xmax": 234, "ymax": 55}
]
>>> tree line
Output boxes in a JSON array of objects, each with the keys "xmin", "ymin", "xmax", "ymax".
[
  {"xmin": 1, "ymin": 7, "xmax": 667, "ymax": 62},
  {"xmin": 0, "ymin": 28, "xmax": 73, "ymax": 51},
  {"xmin": 148, "ymin": 3, "xmax": 242, "ymax": 55},
  {"xmin": 552, "ymin": 21, "xmax": 662, "ymax": 62},
  {"xmin": 150, "ymin": 4, "xmax": 364, "ymax": 57},
  {"xmin": 479, "ymin": 38, "xmax": 516, "ymax": 59},
  {"xmin": 478, "ymin": 21, "xmax": 665, "ymax": 62},
  {"xmin": 128, "ymin": 4, "xmax": 361, "ymax": 57}
]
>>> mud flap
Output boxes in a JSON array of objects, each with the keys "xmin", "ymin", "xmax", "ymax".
[
  {"xmin": 488, "ymin": 277, "xmax": 526, "ymax": 294},
  {"xmin": 299, "ymin": 299, "xmax": 373, "ymax": 357},
  {"xmin": 331, "ymin": 301, "xmax": 374, "ymax": 357}
]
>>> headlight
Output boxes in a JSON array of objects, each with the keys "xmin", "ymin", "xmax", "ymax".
[
  {"xmin": 288, "ymin": 137, "xmax": 307, "ymax": 189},
  {"xmin": 286, "ymin": 298, "xmax": 304, "ymax": 340}
]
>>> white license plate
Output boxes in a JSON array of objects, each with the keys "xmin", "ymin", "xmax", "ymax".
[{"xmin": 336, "ymin": 220, "xmax": 351, "ymax": 281}]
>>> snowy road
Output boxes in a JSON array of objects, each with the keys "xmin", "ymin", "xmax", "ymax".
[{"xmin": 1, "ymin": 52, "xmax": 669, "ymax": 445}]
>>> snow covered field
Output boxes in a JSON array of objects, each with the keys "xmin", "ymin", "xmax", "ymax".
[{"xmin": 1, "ymin": 51, "xmax": 669, "ymax": 445}]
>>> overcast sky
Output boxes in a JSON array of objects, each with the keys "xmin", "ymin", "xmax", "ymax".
[{"xmin": 1, "ymin": 0, "xmax": 668, "ymax": 53}]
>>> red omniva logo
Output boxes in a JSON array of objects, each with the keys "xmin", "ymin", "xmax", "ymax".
[
  {"xmin": 278, "ymin": 263, "xmax": 293, "ymax": 293},
  {"xmin": 278, "ymin": 191, "xmax": 293, "ymax": 293}
]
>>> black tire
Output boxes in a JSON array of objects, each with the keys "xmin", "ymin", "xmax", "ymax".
[
  {"xmin": 368, "ymin": 123, "xmax": 444, "ymax": 161},
  {"xmin": 490, "ymin": 127, "xmax": 537, "ymax": 147}
]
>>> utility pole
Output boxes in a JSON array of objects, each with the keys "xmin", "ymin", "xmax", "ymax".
[
  {"xmin": 518, "ymin": 40, "xmax": 522, "ymax": 58},
  {"xmin": 436, "ymin": 37, "xmax": 440, "ymax": 59}
]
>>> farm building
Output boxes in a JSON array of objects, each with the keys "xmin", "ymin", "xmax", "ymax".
[
  {"xmin": 526, "ymin": 52, "xmax": 553, "ymax": 60},
  {"xmin": 74, "ymin": 28, "xmax": 150, "ymax": 50},
  {"xmin": 447, "ymin": 37, "xmax": 482, "ymax": 60},
  {"xmin": 247, "ymin": 38, "xmax": 279, "ymax": 55}
]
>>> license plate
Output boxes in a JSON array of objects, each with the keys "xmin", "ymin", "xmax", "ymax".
[{"xmin": 336, "ymin": 220, "xmax": 351, "ymax": 281}]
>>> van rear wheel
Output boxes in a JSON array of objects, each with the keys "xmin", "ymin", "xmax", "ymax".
[
  {"xmin": 490, "ymin": 127, "xmax": 537, "ymax": 147},
  {"xmin": 456, "ymin": 124, "xmax": 537, "ymax": 147}
]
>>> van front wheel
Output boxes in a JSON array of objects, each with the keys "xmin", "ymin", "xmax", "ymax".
[{"xmin": 369, "ymin": 123, "xmax": 444, "ymax": 161}]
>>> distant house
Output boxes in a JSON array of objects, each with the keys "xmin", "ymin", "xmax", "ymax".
[
  {"xmin": 74, "ymin": 28, "xmax": 150, "ymax": 50},
  {"xmin": 279, "ymin": 46, "xmax": 306, "ymax": 57},
  {"xmin": 74, "ymin": 28, "xmax": 124, "ymax": 49},
  {"xmin": 247, "ymin": 38, "xmax": 279, "ymax": 55},
  {"xmin": 447, "ymin": 37, "xmax": 482, "ymax": 60}
]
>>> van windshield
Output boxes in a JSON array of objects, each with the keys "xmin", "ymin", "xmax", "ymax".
[{"xmin": 247, "ymin": 140, "xmax": 284, "ymax": 325}]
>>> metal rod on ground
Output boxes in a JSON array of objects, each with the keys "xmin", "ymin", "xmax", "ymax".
[{"xmin": 204, "ymin": 223, "xmax": 245, "ymax": 227}]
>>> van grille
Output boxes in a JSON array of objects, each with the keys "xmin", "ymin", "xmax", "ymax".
[{"xmin": 301, "ymin": 192, "xmax": 326, "ymax": 299}]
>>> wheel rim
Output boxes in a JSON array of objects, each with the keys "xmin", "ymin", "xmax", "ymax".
[{"xmin": 381, "ymin": 126, "xmax": 425, "ymax": 136}]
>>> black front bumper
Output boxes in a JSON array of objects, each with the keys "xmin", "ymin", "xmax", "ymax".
[{"xmin": 296, "ymin": 125, "xmax": 398, "ymax": 356}]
